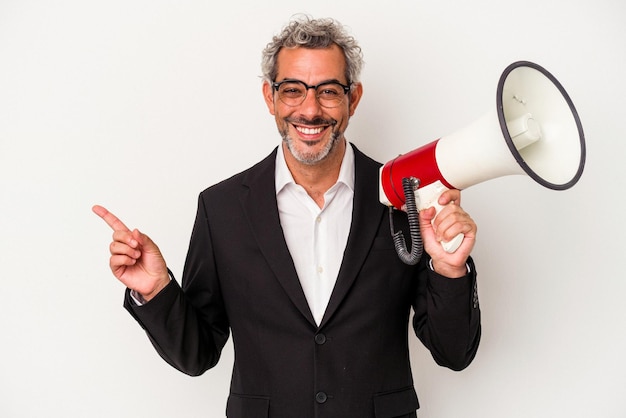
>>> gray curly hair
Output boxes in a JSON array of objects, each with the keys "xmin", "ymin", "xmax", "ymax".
[{"xmin": 261, "ymin": 15, "xmax": 364, "ymax": 84}]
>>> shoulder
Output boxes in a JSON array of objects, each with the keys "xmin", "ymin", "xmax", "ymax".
[
  {"xmin": 199, "ymin": 147, "xmax": 278, "ymax": 198},
  {"xmin": 349, "ymin": 143, "xmax": 383, "ymax": 191},
  {"xmin": 350, "ymin": 143, "xmax": 383, "ymax": 171}
]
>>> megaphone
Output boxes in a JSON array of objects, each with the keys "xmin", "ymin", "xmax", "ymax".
[{"xmin": 380, "ymin": 61, "xmax": 586, "ymax": 264}]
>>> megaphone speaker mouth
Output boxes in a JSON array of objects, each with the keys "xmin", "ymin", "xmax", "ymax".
[{"xmin": 497, "ymin": 61, "xmax": 586, "ymax": 190}]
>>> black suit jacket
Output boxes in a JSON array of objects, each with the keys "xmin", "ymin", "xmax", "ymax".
[{"xmin": 125, "ymin": 144, "xmax": 481, "ymax": 418}]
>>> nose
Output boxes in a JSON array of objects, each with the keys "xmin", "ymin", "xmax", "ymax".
[{"xmin": 298, "ymin": 87, "xmax": 324, "ymax": 117}]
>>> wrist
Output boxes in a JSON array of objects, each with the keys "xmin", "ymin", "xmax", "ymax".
[
  {"xmin": 429, "ymin": 258, "xmax": 470, "ymax": 278},
  {"xmin": 139, "ymin": 270, "xmax": 171, "ymax": 302}
]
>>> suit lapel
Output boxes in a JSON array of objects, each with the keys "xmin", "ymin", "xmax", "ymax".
[
  {"xmin": 320, "ymin": 145, "xmax": 387, "ymax": 328},
  {"xmin": 239, "ymin": 148, "xmax": 317, "ymax": 327},
  {"xmin": 238, "ymin": 145, "xmax": 386, "ymax": 329}
]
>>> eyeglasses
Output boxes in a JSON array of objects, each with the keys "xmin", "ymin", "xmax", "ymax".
[{"xmin": 272, "ymin": 79, "xmax": 352, "ymax": 108}]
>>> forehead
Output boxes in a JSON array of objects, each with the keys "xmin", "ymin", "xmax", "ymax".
[{"xmin": 275, "ymin": 44, "xmax": 347, "ymax": 84}]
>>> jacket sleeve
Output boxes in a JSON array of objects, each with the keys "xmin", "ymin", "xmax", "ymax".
[
  {"xmin": 123, "ymin": 195, "xmax": 230, "ymax": 376},
  {"xmin": 412, "ymin": 256, "xmax": 481, "ymax": 371}
]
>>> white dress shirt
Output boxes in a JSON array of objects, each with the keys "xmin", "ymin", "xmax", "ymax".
[{"xmin": 275, "ymin": 143, "xmax": 354, "ymax": 326}]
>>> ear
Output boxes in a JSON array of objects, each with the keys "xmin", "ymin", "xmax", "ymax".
[
  {"xmin": 262, "ymin": 81, "xmax": 276, "ymax": 115},
  {"xmin": 348, "ymin": 82, "xmax": 363, "ymax": 117}
]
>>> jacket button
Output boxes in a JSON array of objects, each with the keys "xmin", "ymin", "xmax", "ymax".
[
  {"xmin": 314, "ymin": 333, "xmax": 327, "ymax": 345},
  {"xmin": 315, "ymin": 391, "xmax": 328, "ymax": 404}
]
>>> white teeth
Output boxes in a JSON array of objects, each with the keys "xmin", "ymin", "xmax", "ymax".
[{"xmin": 296, "ymin": 126, "xmax": 324, "ymax": 135}]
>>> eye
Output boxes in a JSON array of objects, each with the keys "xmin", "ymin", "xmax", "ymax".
[
  {"xmin": 317, "ymin": 84, "xmax": 344, "ymax": 99},
  {"xmin": 279, "ymin": 83, "xmax": 305, "ymax": 97}
]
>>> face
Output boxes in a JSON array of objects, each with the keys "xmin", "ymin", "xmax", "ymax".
[{"xmin": 263, "ymin": 44, "xmax": 363, "ymax": 166}]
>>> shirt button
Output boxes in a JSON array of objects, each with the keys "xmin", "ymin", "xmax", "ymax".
[
  {"xmin": 317, "ymin": 266, "xmax": 324, "ymax": 274},
  {"xmin": 315, "ymin": 391, "xmax": 328, "ymax": 404},
  {"xmin": 315, "ymin": 333, "xmax": 327, "ymax": 345}
]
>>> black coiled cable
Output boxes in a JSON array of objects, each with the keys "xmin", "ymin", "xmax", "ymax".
[{"xmin": 389, "ymin": 177, "xmax": 423, "ymax": 265}]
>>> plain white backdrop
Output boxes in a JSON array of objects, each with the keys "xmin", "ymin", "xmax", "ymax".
[{"xmin": 1, "ymin": 0, "xmax": 625, "ymax": 417}]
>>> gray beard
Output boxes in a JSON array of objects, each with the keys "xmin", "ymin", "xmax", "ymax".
[{"xmin": 281, "ymin": 131, "xmax": 342, "ymax": 165}]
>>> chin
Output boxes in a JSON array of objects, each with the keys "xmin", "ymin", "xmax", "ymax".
[{"xmin": 284, "ymin": 133, "xmax": 342, "ymax": 165}]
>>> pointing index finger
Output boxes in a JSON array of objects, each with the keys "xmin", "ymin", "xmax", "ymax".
[{"xmin": 92, "ymin": 205, "xmax": 131, "ymax": 232}]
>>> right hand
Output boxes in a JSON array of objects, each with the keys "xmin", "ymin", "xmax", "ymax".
[
  {"xmin": 417, "ymin": 189, "xmax": 476, "ymax": 278},
  {"xmin": 92, "ymin": 205, "xmax": 170, "ymax": 302}
]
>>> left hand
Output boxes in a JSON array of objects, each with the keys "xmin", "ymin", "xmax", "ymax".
[{"xmin": 418, "ymin": 189, "xmax": 477, "ymax": 278}]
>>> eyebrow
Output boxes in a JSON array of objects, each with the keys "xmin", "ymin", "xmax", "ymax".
[{"xmin": 276, "ymin": 78, "xmax": 347, "ymax": 85}]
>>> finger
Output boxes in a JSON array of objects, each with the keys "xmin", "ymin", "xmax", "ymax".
[
  {"xmin": 110, "ymin": 240, "xmax": 141, "ymax": 259},
  {"xmin": 131, "ymin": 229, "xmax": 160, "ymax": 254},
  {"xmin": 432, "ymin": 205, "xmax": 461, "ymax": 235},
  {"xmin": 418, "ymin": 208, "xmax": 438, "ymax": 240},
  {"xmin": 436, "ymin": 211, "xmax": 476, "ymax": 242},
  {"xmin": 92, "ymin": 205, "xmax": 131, "ymax": 232},
  {"xmin": 112, "ymin": 230, "xmax": 139, "ymax": 248},
  {"xmin": 419, "ymin": 206, "xmax": 436, "ymax": 223},
  {"xmin": 110, "ymin": 254, "xmax": 138, "ymax": 270},
  {"xmin": 438, "ymin": 189, "xmax": 461, "ymax": 206}
]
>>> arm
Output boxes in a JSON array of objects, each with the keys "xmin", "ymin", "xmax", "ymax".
[
  {"xmin": 411, "ymin": 190, "xmax": 481, "ymax": 370},
  {"xmin": 412, "ymin": 257, "xmax": 481, "ymax": 371},
  {"xmin": 93, "ymin": 204, "xmax": 229, "ymax": 376}
]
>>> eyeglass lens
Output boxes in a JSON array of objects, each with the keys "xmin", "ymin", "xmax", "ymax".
[{"xmin": 276, "ymin": 81, "xmax": 347, "ymax": 108}]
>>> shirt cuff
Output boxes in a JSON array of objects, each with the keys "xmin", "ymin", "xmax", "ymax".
[{"xmin": 129, "ymin": 289, "xmax": 147, "ymax": 306}]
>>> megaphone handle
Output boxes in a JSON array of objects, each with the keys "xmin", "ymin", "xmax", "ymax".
[
  {"xmin": 441, "ymin": 231, "xmax": 465, "ymax": 253},
  {"xmin": 414, "ymin": 181, "xmax": 465, "ymax": 253}
]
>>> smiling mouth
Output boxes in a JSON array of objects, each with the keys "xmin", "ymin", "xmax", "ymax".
[
  {"xmin": 288, "ymin": 117, "xmax": 337, "ymax": 137},
  {"xmin": 295, "ymin": 125, "xmax": 325, "ymax": 135}
]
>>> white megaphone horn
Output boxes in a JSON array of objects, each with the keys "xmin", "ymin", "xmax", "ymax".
[{"xmin": 380, "ymin": 61, "xmax": 586, "ymax": 264}]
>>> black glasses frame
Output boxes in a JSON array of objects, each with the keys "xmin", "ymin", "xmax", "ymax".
[{"xmin": 271, "ymin": 79, "xmax": 352, "ymax": 107}]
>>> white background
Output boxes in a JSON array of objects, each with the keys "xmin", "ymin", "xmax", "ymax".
[{"xmin": 1, "ymin": 1, "xmax": 625, "ymax": 417}]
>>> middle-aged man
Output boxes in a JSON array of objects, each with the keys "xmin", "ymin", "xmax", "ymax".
[{"xmin": 94, "ymin": 15, "xmax": 481, "ymax": 418}]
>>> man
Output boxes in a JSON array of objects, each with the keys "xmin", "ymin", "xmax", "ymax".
[{"xmin": 94, "ymin": 15, "xmax": 480, "ymax": 418}]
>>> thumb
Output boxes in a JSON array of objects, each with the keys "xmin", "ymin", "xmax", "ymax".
[
  {"xmin": 419, "ymin": 206, "xmax": 436, "ymax": 223},
  {"xmin": 132, "ymin": 229, "xmax": 168, "ymax": 277},
  {"xmin": 132, "ymin": 229, "xmax": 160, "ymax": 255},
  {"xmin": 418, "ymin": 207, "xmax": 437, "ymax": 241}
]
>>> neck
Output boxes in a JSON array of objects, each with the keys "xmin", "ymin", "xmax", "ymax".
[{"xmin": 283, "ymin": 140, "xmax": 347, "ymax": 208}]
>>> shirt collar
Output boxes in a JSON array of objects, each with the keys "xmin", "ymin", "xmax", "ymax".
[{"xmin": 275, "ymin": 141, "xmax": 355, "ymax": 195}]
